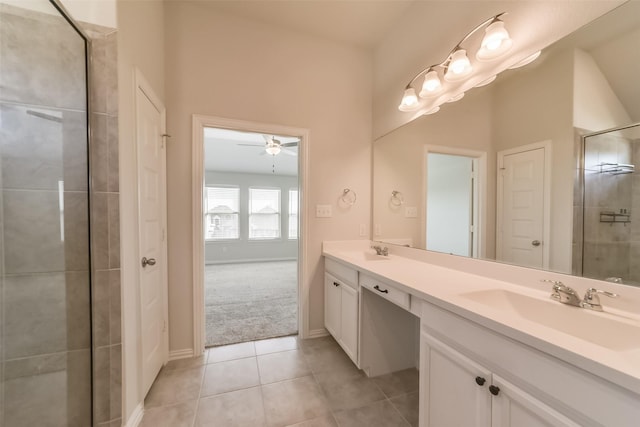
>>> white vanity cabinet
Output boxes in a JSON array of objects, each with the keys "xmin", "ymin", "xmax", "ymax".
[
  {"xmin": 420, "ymin": 331, "xmax": 579, "ymax": 427},
  {"xmin": 420, "ymin": 301, "xmax": 640, "ymax": 427},
  {"xmin": 324, "ymin": 259, "xmax": 359, "ymax": 364}
]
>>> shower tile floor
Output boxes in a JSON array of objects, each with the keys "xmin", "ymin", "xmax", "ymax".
[{"xmin": 140, "ymin": 335, "xmax": 419, "ymax": 427}]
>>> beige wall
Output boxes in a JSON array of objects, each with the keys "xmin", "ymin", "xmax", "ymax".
[
  {"xmin": 373, "ymin": 88, "xmax": 495, "ymax": 256},
  {"xmin": 164, "ymin": 1, "xmax": 372, "ymax": 353},
  {"xmin": 573, "ymin": 48, "xmax": 631, "ymax": 131},
  {"xmin": 493, "ymin": 49, "xmax": 575, "ymax": 273},
  {"xmin": 117, "ymin": 0, "xmax": 165, "ymax": 421}
]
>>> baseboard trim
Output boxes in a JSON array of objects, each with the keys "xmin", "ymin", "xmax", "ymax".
[
  {"xmin": 308, "ymin": 328, "xmax": 329, "ymax": 339},
  {"xmin": 169, "ymin": 348, "xmax": 194, "ymax": 361},
  {"xmin": 123, "ymin": 403, "xmax": 144, "ymax": 427}
]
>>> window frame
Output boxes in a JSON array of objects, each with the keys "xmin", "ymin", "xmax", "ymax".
[
  {"xmin": 204, "ymin": 185, "xmax": 240, "ymax": 241},
  {"xmin": 288, "ymin": 188, "xmax": 299, "ymax": 240},
  {"xmin": 248, "ymin": 186, "xmax": 282, "ymax": 241}
]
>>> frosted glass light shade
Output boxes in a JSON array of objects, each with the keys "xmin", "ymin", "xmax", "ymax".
[
  {"xmin": 398, "ymin": 87, "xmax": 420, "ymax": 111},
  {"xmin": 477, "ymin": 20, "xmax": 512, "ymax": 61},
  {"xmin": 509, "ymin": 51, "xmax": 541, "ymax": 69},
  {"xmin": 265, "ymin": 145, "xmax": 281, "ymax": 155},
  {"xmin": 445, "ymin": 49, "xmax": 472, "ymax": 82},
  {"xmin": 475, "ymin": 75, "xmax": 497, "ymax": 87},
  {"xmin": 419, "ymin": 70, "xmax": 442, "ymax": 97},
  {"xmin": 446, "ymin": 92, "xmax": 465, "ymax": 103}
]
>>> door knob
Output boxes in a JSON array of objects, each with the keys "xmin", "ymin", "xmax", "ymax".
[
  {"xmin": 531, "ymin": 240, "xmax": 541, "ymax": 247},
  {"xmin": 141, "ymin": 257, "xmax": 156, "ymax": 267}
]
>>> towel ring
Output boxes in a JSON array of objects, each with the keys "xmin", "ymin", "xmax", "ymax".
[
  {"xmin": 390, "ymin": 190, "xmax": 404, "ymax": 207},
  {"xmin": 340, "ymin": 188, "xmax": 357, "ymax": 206}
]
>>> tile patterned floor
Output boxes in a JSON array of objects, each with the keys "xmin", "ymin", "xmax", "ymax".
[{"xmin": 140, "ymin": 335, "xmax": 419, "ymax": 427}]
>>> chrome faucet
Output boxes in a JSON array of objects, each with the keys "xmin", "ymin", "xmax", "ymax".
[
  {"xmin": 544, "ymin": 280, "xmax": 581, "ymax": 307},
  {"xmin": 580, "ymin": 288, "xmax": 618, "ymax": 312},
  {"xmin": 371, "ymin": 245, "xmax": 389, "ymax": 256}
]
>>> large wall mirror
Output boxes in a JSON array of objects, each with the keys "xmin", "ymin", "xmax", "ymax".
[{"xmin": 373, "ymin": 1, "xmax": 640, "ymax": 287}]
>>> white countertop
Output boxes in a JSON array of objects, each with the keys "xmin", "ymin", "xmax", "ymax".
[{"xmin": 322, "ymin": 241, "xmax": 640, "ymax": 396}]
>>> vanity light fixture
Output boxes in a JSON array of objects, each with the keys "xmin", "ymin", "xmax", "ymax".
[
  {"xmin": 398, "ymin": 12, "xmax": 513, "ymax": 112},
  {"xmin": 419, "ymin": 69, "xmax": 442, "ymax": 97},
  {"xmin": 475, "ymin": 75, "xmax": 497, "ymax": 87},
  {"xmin": 398, "ymin": 87, "xmax": 419, "ymax": 111},
  {"xmin": 447, "ymin": 93, "xmax": 465, "ymax": 103},
  {"xmin": 508, "ymin": 50, "xmax": 541, "ymax": 69}
]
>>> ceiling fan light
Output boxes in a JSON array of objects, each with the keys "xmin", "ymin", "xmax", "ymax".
[
  {"xmin": 398, "ymin": 87, "xmax": 420, "ymax": 112},
  {"xmin": 265, "ymin": 145, "xmax": 281, "ymax": 155},
  {"xmin": 419, "ymin": 70, "xmax": 442, "ymax": 97},
  {"xmin": 445, "ymin": 49, "xmax": 472, "ymax": 82}
]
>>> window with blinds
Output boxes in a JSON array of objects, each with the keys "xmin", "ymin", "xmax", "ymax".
[
  {"xmin": 205, "ymin": 186, "xmax": 239, "ymax": 240},
  {"xmin": 288, "ymin": 189, "xmax": 298, "ymax": 239},
  {"xmin": 249, "ymin": 188, "xmax": 280, "ymax": 239}
]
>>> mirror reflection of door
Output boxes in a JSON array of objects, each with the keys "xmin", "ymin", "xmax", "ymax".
[
  {"xmin": 497, "ymin": 144, "xmax": 549, "ymax": 269},
  {"xmin": 426, "ymin": 153, "xmax": 478, "ymax": 257}
]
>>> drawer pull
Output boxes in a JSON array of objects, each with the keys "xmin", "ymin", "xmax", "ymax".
[
  {"xmin": 333, "ymin": 282, "xmax": 340, "ymax": 287},
  {"xmin": 475, "ymin": 377, "xmax": 486, "ymax": 386},
  {"xmin": 374, "ymin": 285, "xmax": 389, "ymax": 294},
  {"xmin": 489, "ymin": 385, "xmax": 500, "ymax": 396}
]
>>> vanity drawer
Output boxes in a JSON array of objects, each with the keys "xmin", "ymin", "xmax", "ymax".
[
  {"xmin": 360, "ymin": 274, "xmax": 410, "ymax": 310},
  {"xmin": 325, "ymin": 258, "xmax": 358, "ymax": 285}
]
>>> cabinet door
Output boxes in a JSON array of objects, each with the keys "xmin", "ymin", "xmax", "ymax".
[
  {"xmin": 340, "ymin": 284, "xmax": 358, "ymax": 363},
  {"xmin": 491, "ymin": 375, "xmax": 580, "ymax": 427},
  {"xmin": 420, "ymin": 331, "xmax": 491, "ymax": 427},
  {"xmin": 324, "ymin": 274, "xmax": 342, "ymax": 340}
]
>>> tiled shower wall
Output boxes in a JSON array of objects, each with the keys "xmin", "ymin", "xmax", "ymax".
[
  {"xmin": 0, "ymin": 4, "xmax": 92, "ymax": 426},
  {"xmin": 83, "ymin": 23, "xmax": 122, "ymax": 427},
  {"xmin": 580, "ymin": 131, "xmax": 639, "ymax": 285},
  {"xmin": 0, "ymin": 4, "xmax": 122, "ymax": 426}
]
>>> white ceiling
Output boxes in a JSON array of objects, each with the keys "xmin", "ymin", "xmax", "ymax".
[
  {"xmin": 178, "ymin": 0, "xmax": 414, "ymax": 49},
  {"xmin": 204, "ymin": 127, "xmax": 299, "ymax": 176}
]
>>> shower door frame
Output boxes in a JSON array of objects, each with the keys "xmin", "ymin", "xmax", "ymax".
[{"xmin": 579, "ymin": 121, "xmax": 640, "ymax": 278}]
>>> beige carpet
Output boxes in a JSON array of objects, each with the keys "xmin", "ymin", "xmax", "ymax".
[{"xmin": 205, "ymin": 260, "xmax": 298, "ymax": 347}]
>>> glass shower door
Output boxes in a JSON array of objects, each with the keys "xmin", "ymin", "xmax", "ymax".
[{"xmin": 0, "ymin": 1, "xmax": 92, "ymax": 425}]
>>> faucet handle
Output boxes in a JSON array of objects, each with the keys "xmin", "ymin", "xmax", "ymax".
[
  {"xmin": 541, "ymin": 279, "xmax": 569, "ymax": 292},
  {"xmin": 581, "ymin": 288, "xmax": 618, "ymax": 311}
]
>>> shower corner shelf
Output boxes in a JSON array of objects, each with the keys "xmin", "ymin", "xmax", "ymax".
[
  {"xmin": 599, "ymin": 212, "xmax": 631, "ymax": 224},
  {"xmin": 593, "ymin": 162, "xmax": 635, "ymax": 175}
]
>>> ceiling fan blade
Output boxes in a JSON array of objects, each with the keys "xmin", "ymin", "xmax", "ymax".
[
  {"xmin": 237, "ymin": 143, "xmax": 264, "ymax": 147},
  {"xmin": 281, "ymin": 142, "xmax": 299, "ymax": 147},
  {"xmin": 262, "ymin": 134, "xmax": 273, "ymax": 143}
]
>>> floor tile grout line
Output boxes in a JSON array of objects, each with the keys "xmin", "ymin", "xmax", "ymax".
[
  {"xmin": 387, "ymin": 395, "xmax": 414, "ymax": 427},
  {"xmin": 190, "ymin": 358, "xmax": 208, "ymax": 427}
]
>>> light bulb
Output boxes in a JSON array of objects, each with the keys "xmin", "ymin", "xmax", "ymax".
[
  {"xmin": 265, "ymin": 145, "xmax": 281, "ymax": 155},
  {"xmin": 398, "ymin": 87, "xmax": 420, "ymax": 112},
  {"xmin": 419, "ymin": 69, "xmax": 442, "ymax": 97},
  {"xmin": 477, "ymin": 20, "xmax": 512, "ymax": 61},
  {"xmin": 445, "ymin": 49, "xmax": 472, "ymax": 82}
]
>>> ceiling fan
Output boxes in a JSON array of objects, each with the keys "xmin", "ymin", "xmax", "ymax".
[{"xmin": 237, "ymin": 135, "xmax": 299, "ymax": 156}]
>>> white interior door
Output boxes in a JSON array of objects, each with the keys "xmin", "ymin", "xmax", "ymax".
[
  {"xmin": 498, "ymin": 147, "xmax": 546, "ymax": 269},
  {"xmin": 136, "ymin": 76, "xmax": 167, "ymax": 396}
]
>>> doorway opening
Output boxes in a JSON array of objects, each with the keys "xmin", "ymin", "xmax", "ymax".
[
  {"xmin": 423, "ymin": 146, "xmax": 487, "ymax": 258},
  {"xmin": 200, "ymin": 126, "xmax": 301, "ymax": 348}
]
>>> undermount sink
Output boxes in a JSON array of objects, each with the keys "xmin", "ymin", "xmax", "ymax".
[
  {"xmin": 341, "ymin": 251, "xmax": 391, "ymax": 261},
  {"xmin": 461, "ymin": 289, "xmax": 640, "ymax": 351}
]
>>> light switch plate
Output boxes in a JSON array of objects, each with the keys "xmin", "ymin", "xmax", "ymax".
[
  {"xmin": 316, "ymin": 204, "xmax": 332, "ymax": 218},
  {"xmin": 405, "ymin": 207, "xmax": 418, "ymax": 218}
]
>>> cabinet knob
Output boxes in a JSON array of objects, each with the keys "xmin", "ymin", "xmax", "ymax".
[
  {"xmin": 475, "ymin": 377, "xmax": 486, "ymax": 386},
  {"xmin": 333, "ymin": 282, "xmax": 340, "ymax": 287},
  {"xmin": 489, "ymin": 385, "xmax": 500, "ymax": 396}
]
